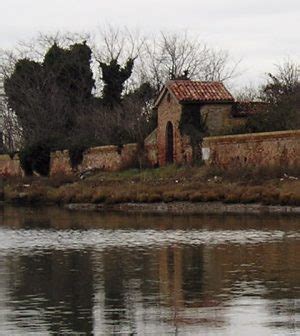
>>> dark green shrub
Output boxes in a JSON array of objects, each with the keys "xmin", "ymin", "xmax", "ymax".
[{"xmin": 19, "ymin": 142, "xmax": 51, "ymax": 176}]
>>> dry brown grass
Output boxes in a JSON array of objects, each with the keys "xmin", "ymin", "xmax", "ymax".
[{"xmin": 2, "ymin": 165, "xmax": 300, "ymax": 206}]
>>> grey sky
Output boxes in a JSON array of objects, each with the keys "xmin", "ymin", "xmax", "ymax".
[{"xmin": 1, "ymin": 0, "xmax": 299, "ymax": 88}]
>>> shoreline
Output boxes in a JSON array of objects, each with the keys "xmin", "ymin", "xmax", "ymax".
[
  {"xmin": 2, "ymin": 166, "xmax": 300, "ymax": 215},
  {"xmin": 2, "ymin": 199, "xmax": 300, "ymax": 216},
  {"xmin": 64, "ymin": 201, "xmax": 300, "ymax": 215}
]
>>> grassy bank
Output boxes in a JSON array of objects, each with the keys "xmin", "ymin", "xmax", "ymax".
[{"xmin": 2, "ymin": 165, "xmax": 300, "ymax": 206}]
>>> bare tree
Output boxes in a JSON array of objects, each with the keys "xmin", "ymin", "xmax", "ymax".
[
  {"xmin": 0, "ymin": 97, "xmax": 22, "ymax": 152},
  {"xmin": 94, "ymin": 28, "xmax": 240, "ymax": 96},
  {"xmin": 139, "ymin": 31, "xmax": 240, "ymax": 92},
  {"xmin": 273, "ymin": 60, "xmax": 300, "ymax": 89},
  {"xmin": 234, "ymin": 84, "xmax": 260, "ymax": 101},
  {"xmin": 14, "ymin": 31, "xmax": 91, "ymax": 61},
  {"xmin": 95, "ymin": 25, "xmax": 145, "ymax": 63},
  {"xmin": 261, "ymin": 59, "xmax": 300, "ymax": 104},
  {"xmin": 0, "ymin": 73, "xmax": 22, "ymax": 152},
  {"xmin": 94, "ymin": 25, "xmax": 146, "ymax": 95}
]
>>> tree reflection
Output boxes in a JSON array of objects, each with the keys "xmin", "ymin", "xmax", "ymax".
[{"xmin": 7, "ymin": 250, "xmax": 94, "ymax": 334}]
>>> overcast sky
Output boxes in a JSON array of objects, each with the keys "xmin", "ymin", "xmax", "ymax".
[{"xmin": 1, "ymin": 0, "xmax": 299, "ymax": 88}]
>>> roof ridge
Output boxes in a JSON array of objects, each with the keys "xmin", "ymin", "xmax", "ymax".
[
  {"xmin": 166, "ymin": 80, "xmax": 234, "ymax": 103},
  {"xmin": 168, "ymin": 79, "xmax": 223, "ymax": 84}
]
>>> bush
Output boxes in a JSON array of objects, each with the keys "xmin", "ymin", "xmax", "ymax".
[
  {"xmin": 189, "ymin": 192, "xmax": 204, "ymax": 202},
  {"xmin": 19, "ymin": 142, "xmax": 51, "ymax": 176},
  {"xmin": 261, "ymin": 189, "xmax": 280, "ymax": 205},
  {"xmin": 240, "ymin": 187, "xmax": 263, "ymax": 203},
  {"xmin": 92, "ymin": 190, "xmax": 107, "ymax": 203},
  {"xmin": 223, "ymin": 190, "xmax": 243, "ymax": 203},
  {"xmin": 189, "ymin": 190, "xmax": 222, "ymax": 202}
]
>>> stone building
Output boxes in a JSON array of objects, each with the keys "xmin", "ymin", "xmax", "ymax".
[{"xmin": 154, "ymin": 80, "xmax": 254, "ymax": 166}]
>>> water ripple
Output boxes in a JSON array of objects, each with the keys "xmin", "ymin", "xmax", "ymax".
[{"xmin": 0, "ymin": 228, "xmax": 298, "ymax": 254}]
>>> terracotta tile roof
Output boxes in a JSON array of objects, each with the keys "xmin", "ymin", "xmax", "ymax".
[{"xmin": 167, "ymin": 80, "xmax": 234, "ymax": 103}]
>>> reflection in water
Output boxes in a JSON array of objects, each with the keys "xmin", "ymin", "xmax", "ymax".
[
  {"xmin": 6, "ymin": 251, "xmax": 94, "ymax": 334},
  {"xmin": 0, "ymin": 205, "xmax": 299, "ymax": 335}
]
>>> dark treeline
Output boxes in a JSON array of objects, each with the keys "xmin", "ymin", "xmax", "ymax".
[
  {"xmin": 4, "ymin": 40, "xmax": 158, "ymax": 174},
  {"xmin": 2, "ymin": 39, "xmax": 157, "ymax": 174},
  {"xmin": 234, "ymin": 61, "xmax": 300, "ymax": 135}
]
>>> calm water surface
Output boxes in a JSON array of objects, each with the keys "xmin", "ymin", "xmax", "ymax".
[{"xmin": 0, "ymin": 206, "xmax": 299, "ymax": 335}]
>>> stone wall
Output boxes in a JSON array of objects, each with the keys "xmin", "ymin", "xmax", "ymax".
[
  {"xmin": 1, "ymin": 130, "xmax": 299, "ymax": 177},
  {"xmin": 50, "ymin": 150, "xmax": 73, "ymax": 176},
  {"xmin": 157, "ymin": 92, "xmax": 183, "ymax": 166},
  {"xmin": 0, "ymin": 141, "xmax": 158, "ymax": 178},
  {"xmin": 0, "ymin": 154, "xmax": 23, "ymax": 177},
  {"xmin": 156, "ymin": 96, "xmax": 248, "ymax": 166},
  {"xmin": 50, "ymin": 144, "xmax": 141, "ymax": 176},
  {"xmin": 201, "ymin": 103, "xmax": 245, "ymax": 135},
  {"xmin": 144, "ymin": 130, "xmax": 158, "ymax": 167},
  {"xmin": 50, "ymin": 142, "xmax": 159, "ymax": 176},
  {"xmin": 80, "ymin": 144, "xmax": 140, "ymax": 172},
  {"xmin": 202, "ymin": 130, "xmax": 300, "ymax": 169}
]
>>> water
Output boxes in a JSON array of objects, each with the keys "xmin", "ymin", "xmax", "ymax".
[{"xmin": 0, "ymin": 206, "xmax": 299, "ymax": 335}]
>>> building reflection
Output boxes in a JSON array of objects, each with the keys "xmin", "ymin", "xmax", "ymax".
[
  {"xmin": 4, "ymin": 238, "xmax": 300, "ymax": 334},
  {"xmin": 95, "ymin": 240, "xmax": 300, "ymax": 332}
]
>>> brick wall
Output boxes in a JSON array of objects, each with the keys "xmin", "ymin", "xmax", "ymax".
[
  {"xmin": 50, "ymin": 144, "xmax": 141, "ymax": 176},
  {"xmin": 79, "ymin": 145, "xmax": 124, "ymax": 172},
  {"xmin": 157, "ymin": 96, "xmax": 247, "ymax": 166},
  {"xmin": 50, "ymin": 150, "xmax": 73, "ymax": 176},
  {"xmin": 157, "ymin": 92, "xmax": 183, "ymax": 166},
  {"xmin": 50, "ymin": 142, "xmax": 158, "ymax": 176},
  {"xmin": 2, "ymin": 130, "xmax": 299, "ymax": 177},
  {"xmin": 201, "ymin": 103, "xmax": 245, "ymax": 135},
  {"xmin": 0, "ymin": 142, "xmax": 157, "ymax": 178},
  {"xmin": 144, "ymin": 130, "xmax": 158, "ymax": 167},
  {"xmin": 0, "ymin": 154, "xmax": 23, "ymax": 177},
  {"xmin": 202, "ymin": 130, "xmax": 300, "ymax": 169}
]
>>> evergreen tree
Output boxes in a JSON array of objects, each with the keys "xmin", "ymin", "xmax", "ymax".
[
  {"xmin": 4, "ymin": 41, "xmax": 95, "ymax": 175},
  {"xmin": 100, "ymin": 58, "xmax": 134, "ymax": 107}
]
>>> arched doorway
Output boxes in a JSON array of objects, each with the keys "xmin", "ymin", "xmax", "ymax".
[{"xmin": 166, "ymin": 121, "xmax": 174, "ymax": 164}]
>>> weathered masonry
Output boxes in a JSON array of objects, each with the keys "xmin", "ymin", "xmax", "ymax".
[
  {"xmin": 202, "ymin": 130, "xmax": 300, "ymax": 169},
  {"xmin": 0, "ymin": 130, "xmax": 299, "ymax": 177},
  {"xmin": 50, "ymin": 142, "xmax": 158, "ymax": 176},
  {"xmin": 0, "ymin": 153, "xmax": 23, "ymax": 177},
  {"xmin": 154, "ymin": 80, "xmax": 254, "ymax": 166}
]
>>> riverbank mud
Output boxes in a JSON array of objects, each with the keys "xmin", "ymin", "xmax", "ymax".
[{"xmin": 64, "ymin": 201, "xmax": 300, "ymax": 215}]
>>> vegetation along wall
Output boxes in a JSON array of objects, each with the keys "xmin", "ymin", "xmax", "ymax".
[{"xmin": 202, "ymin": 130, "xmax": 300, "ymax": 169}]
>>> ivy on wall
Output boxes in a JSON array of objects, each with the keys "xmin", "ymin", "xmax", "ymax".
[{"xmin": 179, "ymin": 104, "xmax": 207, "ymax": 163}]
